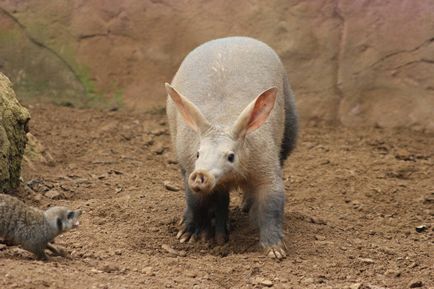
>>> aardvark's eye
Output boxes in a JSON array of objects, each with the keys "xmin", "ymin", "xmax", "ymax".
[{"xmin": 227, "ymin": 153, "xmax": 235, "ymax": 163}]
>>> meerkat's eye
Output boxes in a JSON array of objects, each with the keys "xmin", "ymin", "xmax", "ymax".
[
  {"xmin": 196, "ymin": 151, "xmax": 200, "ymax": 159},
  {"xmin": 67, "ymin": 211, "xmax": 75, "ymax": 219},
  {"xmin": 227, "ymin": 152, "xmax": 235, "ymax": 163}
]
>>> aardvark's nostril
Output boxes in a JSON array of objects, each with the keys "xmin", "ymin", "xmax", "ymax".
[
  {"xmin": 192, "ymin": 172, "xmax": 205, "ymax": 184},
  {"xmin": 188, "ymin": 170, "xmax": 215, "ymax": 194}
]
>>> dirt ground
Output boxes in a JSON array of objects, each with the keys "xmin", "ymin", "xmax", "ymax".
[{"xmin": 0, "ymin": 103, "xmax": 432, "ymax": 289}]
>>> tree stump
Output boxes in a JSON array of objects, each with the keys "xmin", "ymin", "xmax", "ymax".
[{"xmin": 0, "ymin": 73, "xmax": 30, "ymax": 193}]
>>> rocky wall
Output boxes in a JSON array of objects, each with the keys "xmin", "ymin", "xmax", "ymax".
[{"xmin": 0, "ymin": 0, "xmax": 432, "ymax": 131}]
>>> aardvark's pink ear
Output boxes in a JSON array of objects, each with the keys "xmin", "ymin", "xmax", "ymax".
[
  {"xmin": 165, "ymin": 83, "xmax": 210, "ymax": 133},
  {"xmin": 231, "ymin": 87, "xmax": 277, "ymax": 139}
]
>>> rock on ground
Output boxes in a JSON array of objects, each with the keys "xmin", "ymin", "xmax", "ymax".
[{"xmin": 0, "ymin": 73, "xmax": 30, "ymax": 193}]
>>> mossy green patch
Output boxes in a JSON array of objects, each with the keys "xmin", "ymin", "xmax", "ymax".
[
  {"xmin": 0, "ymin": 73, "xmax": 30, "ymax": 193},
  {"xmin": 0, "ymin": 15, "xmax": 124, "ymax": 109}
]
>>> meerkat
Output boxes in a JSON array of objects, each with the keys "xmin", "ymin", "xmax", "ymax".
[{"xmin": 0, "ymin": 193, "xmax": 81, "ymax": 260}]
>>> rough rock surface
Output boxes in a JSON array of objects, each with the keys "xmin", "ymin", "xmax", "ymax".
[
  {"xmin": 337, "ymin": 1, "xmax": 434, "ymax": 132},
  {"xmin": 0, "ymin": 73, "xmax": 30, "ymax": 193},
  {"xmin": 0, "ymin": 0, "xmax": 433, "ymax": 131}
]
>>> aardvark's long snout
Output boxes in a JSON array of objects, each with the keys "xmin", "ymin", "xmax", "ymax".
[{"xmin": 188, "ymin": 170, "xmax": 216, "ymax": 194}]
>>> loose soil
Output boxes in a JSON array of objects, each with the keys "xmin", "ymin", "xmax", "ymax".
[{"xmin": 0, "ymin": 103, "xmax": 433, "ymax": 289}]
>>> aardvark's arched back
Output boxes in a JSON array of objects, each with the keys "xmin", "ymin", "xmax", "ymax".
[{"xmin": 165, "ymin": 36, "xmax": 298, "ymax": 259}]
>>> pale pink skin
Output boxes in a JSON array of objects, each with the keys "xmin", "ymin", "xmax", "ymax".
[
  {"xmin": 165, "ymin": 37, "xmax": 298, "ymax": 259},
  {"xmin": 166, "ymin": 84, "xmax": 277, "ymax": 195}
]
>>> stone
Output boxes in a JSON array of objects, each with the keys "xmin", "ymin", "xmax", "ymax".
[
  {"xmin": 164, "ymin": 181, "xmax": 180, "ymax": 192},
  {"xmin": 384, "ymin": 269, "xmax": 401, "ymax": 277},
  {"xmin": 161, "ymin": 244, "xmax": 186, "ymax": 257},
  {"xmin": 349, "ymin": 283, "xmax": 362, "ymax": 289},
  {"xmin": 101, "ymin": 264, "xmax": 119, "ymax": 273},
  {"xmin": 415, "ymin": 225, "xmax": 427, "ymax": 233},
  {"xmin": 260, "ymin": 279, "xmax": 273, "ymax": 287},
  {"xmin": 409, "ymin": 280, "xmax": 423, "ymax": 288},
  {"xmin": 152, "ymin": 145, "xmax": 165, "ymax": 155},
  {"xmin": 44, "ymin": 190, "xmax": 63, "ymax": 199},
  {"xmin": 254, "ymin": 277, "xmax": 273, "ymax": 287},
  {"xmin": 408, "ymin": 262, "xmax": 418, "ymax": 269},
  {"xmin": 358, "ymin": 258, "xmax": 375, "ymax": 264},
  {"xmin": 141, "ymin": 266, "xmax": 153, "ymax": 275},
  {"xmin": 314, "ymin": 235, "xmax": 326, "ymax": 241},
  {"xmin": 0, "ymin": 73, "xmax": 30, "ymax": 193},
  {"xmin": 24, "ymin": 133, "xmax": 54, "ymax": 167},
  {"xmin": 167, "ymin": 158, "xmax": 178, "ymax": 165},
  {"xmin": 310, "ymin": 216, "xmax": 327, "ymax": 225}
]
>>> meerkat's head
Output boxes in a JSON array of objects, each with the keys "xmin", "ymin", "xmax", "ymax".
[{"xmin": 44, "ymin": 206, "xmax": 82, "ymax": 235}]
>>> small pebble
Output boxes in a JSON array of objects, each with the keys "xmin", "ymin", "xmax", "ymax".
[
  {"xmin": 153, "ymin": 145, "xmax": 165, "ymax": 155},
  {"xmin": 310, "ymin": 216, "xmax": 327, "ymax": 225},
  {"xmin": 164, "ymin": 181, "xmax": 180, "ymax": 192},
  {"xmin": 314, "ymin": 235, "xmax": 326, "ymax": 241},
  {"xmin": 253, "ymin": 277, "xmax": 273, "ymax": 287},
  {"xmin": 141, "ymin": 266, "xmax": 154, "ymax": 276},
  {"xmin": 409, "ymin": 280, "xmax": 423, "ymax": 288},
  {"xmin": 422, "ymin": 195, "xmax": 434, "ymax": 204},
  {"xmin": 142, "ymin": 136, "xmax": 154, "ymax": 146},
  {"xmin": 408, "ymin": 262, "xmax": 418, "ymax": 268},
  {"xmin": 44, "ymin": 190, "xmax": 63, "ymax": 199},
  {"xmin": 101, "ymin": 264, "xmax": 119, "ymax": 273},
  {"xmin": 161, "ymin": 244, "xmax": 186, "ymax": 257},
  {"xmin": 415, "ymin": 225, "xmax": 427, "ymax": 233},
  {"xmin": 384, "ymin": 269, "xmax": 401, "ymax": 277},
  {"xmin": 358, "ymin": 257, "xmax": 375, "ymax": 264},
  {"xmin": 151, "ymin": 129, "xmax": 167, "ymax": 136},
  {"xmin": 259, "ymin": 278, "xmax": 273, "ymax": 287},
  {"xmin": 302, "ymin": 277, "xmax": 314, "ymax": 284},
  {"xmin": 33, "ymin": 194, "xmax": 42, "ymax": 202},
  {"xmin": 349, "ymin": 283, "xmax": 362, "ymax": 289}
]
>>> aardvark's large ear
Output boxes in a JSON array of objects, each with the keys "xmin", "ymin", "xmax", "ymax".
[
  {"xmin": 231, "ymin": 87, "xmax": 277, "ymax": 139},
  {"xmin": 165, "ymin": 83, "xmax": 211, "ymax": 133}
]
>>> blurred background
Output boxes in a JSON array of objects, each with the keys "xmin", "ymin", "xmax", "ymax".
[{"xmin": 0, "ymin": 0, "xmax": 433, "ymax": 132}]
